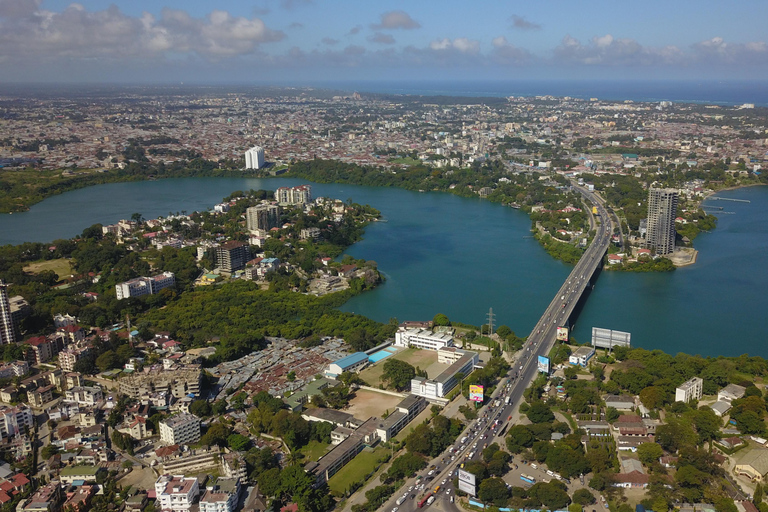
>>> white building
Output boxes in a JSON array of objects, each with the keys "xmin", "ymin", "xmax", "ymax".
[
  {"xmin": 155, "ymin": 475, "xmax": 200, "ymax": 512},
  {"xmin": 65, "ymin": 386, "xmax": 104, "ymax": 406},
  {"xmin": 0, "ymin": 405, "xmax": 33, "ymax": 438},
  {"xmin": 275, "ymin": 185, "xmax": 312, "ymax": 205},
  {"xmin": 675, "ymin": 377, "xmax": 703, "ymax": 403},
  {"xmin": 244, "ymin": 146, "xmax": 265, "ymax": 170},
  {"xmin": 116, "ymin": 272, "xmax": 175, "ymax": 300},
  {"xmin": 199, "ymin": 478, "xmax": 241, "ymax": 512},
  {"xmin": 410, "ymin": 350, "xmax": 478, "ymax": 400},
  {"xmin": 394, "ymin": 328, "xmax": 454, "ymax": 351},
  {"xmin": 718, "ymin": 384, "xmax": 747, "ymax": 403},
  {"xmin": 569, "ymin": 346, "xmax": 596, "ymax": 367},
  {"xmin": 160, "ymin": 413, "xmax": 201, "ymax": 445}
]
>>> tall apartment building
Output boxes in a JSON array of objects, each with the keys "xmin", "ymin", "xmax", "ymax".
[
  {"xmin": 160, "ymin": 413, "xmax": 202, "ymax": 445},
  {"xmin": 675, "ymin": 377, "xmax": 703, "ymax": 403},
  {"xmin": 275, "ymin": 185, "xmax": 312, "ymax": 205},
  {"xmin": 0, "ymin": 281, "xmax": 15, "ymax": 345},
  {"xmin": 115, "ymin": 272, "xmax": 176, "ymax": 300},
  {"xmin": 59, "ymin": 345, "xmax": 91, "ymax": 372},
  {"xmin": 645, "ymin": 188, "xmax": 678, "ymax": 255},
  {"xmin": 245, "ymin": 204, "xmax": 280, "ymax": 234},
  {"xmin": 0, "ymin": 405, "xmax": 33, "ymax": 438},
  {"xmin": 199, "ymin": 478, "xmax": 241, "ymax": 512},
  {"xmin": 155, "ymin": 475, "xmax": 200, "ymax": 512},
  {"xmin": 215, "ymin": 242, "xmax": 249, "ymax": 272},
  {"xmin": 244, "ymin": 146, "xmax": 265, "ymax": 170}
]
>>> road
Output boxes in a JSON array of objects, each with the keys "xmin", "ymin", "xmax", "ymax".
[{"xmin": 377, "ymin": 185, "xmax": 610, "ymax": 512}]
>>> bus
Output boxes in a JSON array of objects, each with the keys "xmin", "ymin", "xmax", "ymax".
[
  {"xmin": 417, "ymin": 493, "xmax": 433, "ymax": 508},
  {"xmin": 520, "ymin": 474, "xmax": 536, "ymax": 484}
]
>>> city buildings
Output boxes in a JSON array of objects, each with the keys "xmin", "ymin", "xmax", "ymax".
[
  {"xmin": 645, "ymin": 188, "xmax": 678, "ymax": 255},
  {"xmin": 394, "ymin": 327, "xmax": 454, "ymax": 351},
  {"xmin": 215, "ymin": 241, "xmax": 249, "ymax": 273},
  {"xmin": 244, "ymin": 146, "xmax": 265, "ymax": 170},
  {"xmin": 59, "ymin": 346, "xmax": 91, "ymax": 373},
  {"xmin": 0, "ymin": 406, "xmax": 33, "ymax": 438},
  {"xmin": 325, "ymin": 352, "xmax": 369, "ymax": 379},
  {"xmin": 199, "ymin": 478, "xmax": 241, "ymax": 512},
  {"xmin": 159, "ymin": 413, "xmax": 201, "ymax": 445},
  {"xmin": 115, "ymin": 272, "xmax": 176, "ymax": 300},
  {"xmin": 245, "ymin": 204, "xmax": 280, "ymax": 234},
  {"xmin": 154, "ymin": 475, "xmax": 200, "ymax": 512},
  {"xmin": 275, "ymin": 185, "xmax": 312, "ymax": 205},
  {"xmin": 675, "ymin": 376, "xmax": 703, "ymax": 403},
  {"xmin": 569, "ymin": 346, "xmax": 596, "ymax": 367}
]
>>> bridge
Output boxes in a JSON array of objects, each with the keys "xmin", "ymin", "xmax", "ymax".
[{"xmin": 513, "ymin": 183, "xmax": 612, "ymax": 386}]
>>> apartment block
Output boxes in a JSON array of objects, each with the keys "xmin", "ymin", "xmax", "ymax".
[{"xmin": 160, "ymin": 414, "xmax": 201, "ymax": 445}]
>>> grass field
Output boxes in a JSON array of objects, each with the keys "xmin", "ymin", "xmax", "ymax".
[
  {"xmin": 23, "ymin": 258, "xmax": 73, "ymax": 281},
  {"xmin": 327, "ymin": 446, "xmax": 389, "ymax": 495},
  {"xmin": 358, "ymin": 348, "xmax": 438, "ymax": 389},
  {"xmin": 300, "ymin": 439, "xmax": 331, "ymax": 462}
]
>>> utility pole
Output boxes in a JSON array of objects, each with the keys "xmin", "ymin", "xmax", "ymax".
[{"xmin": 486, "ymin": 307, "xmax": 495, "ymax": 337}]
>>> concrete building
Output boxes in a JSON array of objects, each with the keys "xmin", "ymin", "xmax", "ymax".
[
  {"xmin": 115, "ymin": 272, "xmax": 176, "ymax": 300},
  {"xmin": 0, "ymin": 281, "xmax": 16, "ymax": 345},
  {"xmin": 325, "ymin": 352, "xmax": 369, "ymax": 379},
  {"xmin": 603, "ymin": 394, "xmax": 635, "ymax": 410},
  {"xmin": 22, "ymin": 481, "xmax": 63, "ymax": 512},
  {"xmin": 646, "ymin": 188, "xmax": 678, "ymax": 255},
  {"xmin": 675, "ymin": 377, "xmax": 703, "ymax": 403},
  {"xmin": 410, "ymin": 350, "xmax": 478, "ymax": 400},
  {"xmin": 0, "ymin": 405, "xmax": 33, "ymax": 438},
  {"xmin": 244, "ymin": 146, "xmax": 265, "ymax": 170},
  {"xmin": 59, "ymin": 346, "xmax": 91, "ymax": 373},
  {"xmin": 215, "ymin": 242, "xmax": 249, "ymax": 272},
  {"xmin": 199, "ymin": 478, "xmax": 241, "ymax": 512},
  {"xmin": 155, "ymin": 475, "xmax": 200, "ymax": 512},
  {"xmin": 245, "ymin": 204, "xmax": 280, "ymax": 234},
  {"xmin": 394, "ymin": 328, "xmax": 454, "ymax": 351},
  {"xmin": 718, "ymin": 383, "xmax": 747, "ymax": 402},
  {"xmin": 118, "ymin": 366, "xmax": 201, "ymax": 399},
  {"xmin": 160, "ymin": 413, "xmax": 201, "ymax": 445},
  {"xmin": 64, "ymin": 386, "xmax": 104, "ymax": 406},
  {"xmin": 275, "ymin": 185, "xmax": 312, "ymax": 205},
  {"xmin": 373, "ymin": 395, "xmax": 426, "ymax": 442},
  {"xmin": 569, "ymin": 346, "xmax": 596, "ymax": 367},
  {"xmin": 736, "ymin": 449, "xmax": 768, "ymax": 481}
]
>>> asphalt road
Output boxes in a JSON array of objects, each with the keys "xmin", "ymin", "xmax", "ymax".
[{"xmin": 380, "ymin": 186, "xmax": 610, "ymax": 512}]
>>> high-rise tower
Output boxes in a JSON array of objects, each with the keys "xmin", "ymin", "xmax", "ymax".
[{"xmin": 646, "ymin": 188, "xmax": 678, "ymax": 255}]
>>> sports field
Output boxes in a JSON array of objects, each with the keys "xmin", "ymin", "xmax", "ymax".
[
  {"xmin": 22, "ymin": 258, "xmax": 72, "ymax": 281},
  {"xmin": 345, "ymin": 389, "xmax": 402, "ymax": 420},
  {"xmin": 358, "ymin": 348, "xmax": 438, "ymax": 388}
]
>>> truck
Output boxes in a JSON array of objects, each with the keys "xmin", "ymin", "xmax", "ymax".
[
  {"xmin": 504, "ymin": 397, "xmax": 511, "ymax": 405},
  {"xmin": 427, "ymin": 496, "xmax": 435, "ymax": 505},
  {"xmin": 396, "ymin": 497, "xmax": 406, "ymax": 506},
  {"xmin": 592, "ymin": 206, "xmax": 598, "ymax": 215},
  {"xmin": 417, "ymin": 493, "xmax": 432, "ymax": 508}
]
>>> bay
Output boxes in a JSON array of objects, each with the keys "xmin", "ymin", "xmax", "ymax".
[{"xmin": 1, "ymin": 177, "xmax": 765, "ymax": 357}]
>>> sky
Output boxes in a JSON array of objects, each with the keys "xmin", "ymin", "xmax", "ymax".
[{"xmin": 2, "ymin": 0, "xmax": 768, "ymax": 84}]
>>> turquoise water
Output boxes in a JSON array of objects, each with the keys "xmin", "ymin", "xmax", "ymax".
[
  {"xmin": 368, "ymin": 348, "xmax": 396, "ymax": 363},
  {"xmin": 1, "ymin": 178, "xmax": 765, "ymax": 357}
]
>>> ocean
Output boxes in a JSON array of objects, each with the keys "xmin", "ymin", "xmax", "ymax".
[{"xmin": 310, "ymin": 79, "xmax": 768, "ymax": 107}]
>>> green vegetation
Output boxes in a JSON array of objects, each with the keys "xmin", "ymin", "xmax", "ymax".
[
  {"xmin": 327, "ymin": 447, "xmax": 390, "ymax": 495},
  {"xmin": 608, "ymin": 256, "xmax": 676, "ymax": 272}
]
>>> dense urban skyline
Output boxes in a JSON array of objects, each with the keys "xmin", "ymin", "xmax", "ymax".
[{"xmin": 2, "ymin": 0, "xmax": 768, "ymax": 82}]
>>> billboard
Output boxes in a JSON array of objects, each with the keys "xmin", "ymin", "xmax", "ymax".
[
  {"xmin": 457, "ymin": 469, "xmax": 476, "ymax": 496},
  {"xmin": 591, "ymin": 328, "xmax": 631, "ymax": 350},
  {"xmin": 469, "ymin": 385, "xmax": 484, "ymax": 402},
  {"xmin": 556, "ymin": 326, "xmax": 569, "ymax": 342},
  {"xmin": 537, "ymin": 355, "xmax": 550, "ymax": 374}
]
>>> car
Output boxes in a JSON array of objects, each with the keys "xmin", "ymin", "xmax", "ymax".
[
  {"xmin": 442, "ymin": 479, "xmax": 446, "ymax": 485},
  {"xmin": 392, "ymin": 508, "xmax": 398, "ymax": 512},
  {"xmin": 446, "ymin": 489, "xmax": 451, "ymax": 495},
  {"xmin": 408, "ymin": 486, "xmax": 413, "ymax": 492}
]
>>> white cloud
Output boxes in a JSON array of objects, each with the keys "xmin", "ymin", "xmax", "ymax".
[
  {"xmin": 554, "ymin": 34, "xmax": 682, "ymax": 66},
  {"xmin": 429, "ymin": 37, "xmax": 479, "ymax": 54},
  {"xmin": 369, "ymin": 32, "xmax": 396, "ymax": 45},
  {"xmin": 371, "ymin": 10, "xmax": 420, "ymax": 30},
  {"xmin": 691, "ymin": 37, "xmax": 768, "ymax": 65},
  {"xmin": 491, "ymin": 36, "xmax": 530, "ymax": 65},
  {"xmin": 0, "ymin": 3, "xmax": 284, "ymax": 62}
]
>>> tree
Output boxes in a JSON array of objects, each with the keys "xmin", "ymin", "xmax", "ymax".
[
  {"xmin": 639, "ymin": 386, "xmax": 667, "ymax": 409},
  {"xmin": 382, "ymin": 359, "xmax": 416, "ymax": 391},
  {"xmin": 605, "ymin": 407, "xmax": 620, "ymax": 423},
  {"xmin": 227, "ymin": 433, "xmax": 252, "ymax": 452},
  {"xmin": 526, "ymin": 401, "xmax": 555, "ymax": 424},
  {"xmin": 41, "ymin": 445, "xmax": 59, "ymax": 459},
  {"xmin": 573, "ymin": 489, "xmax": 595, "ymax": 506},
  {"xmin": 693, "ymin": 407, "xmax": 722, "ymax": 445},
  {"xmin": 754, "ymin": 482, "xmax": 764, "ymax": 506},
  {"xmin": 433, "ymin": 313, "xmax": 451, "ymax": 326},
  {"xmin": 637, "ymin": 442, "xmax": 664, "ymax": 465},
  {"xmin": 478, "ymin": 477, "xmax": 509, "ymax": 507},
  {"xmin": 189, "ymin": 400, "xmax": 212, "ymax": 418}
]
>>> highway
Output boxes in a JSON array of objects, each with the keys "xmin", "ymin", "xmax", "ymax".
[{"xmin": 377, "ymin": 184, "xmax": 611, "ymax": 512}]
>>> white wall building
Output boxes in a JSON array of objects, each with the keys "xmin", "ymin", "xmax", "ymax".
[
  {"xmin": 675, "ymin": 377, "xmax": 703, "ymax": 403},
  {"xmin": 410, "ymin": 350, "xmax": 478, "ymax": 400},
  {"xmin": 65, "ymin": 386, "xmax": 104, "ymax": 406},
  {"xmin": 394, "ymin": 328, "xmax": 454, "ymax": 351},
  {"xmin": 275, "ymin": 185, "xmax": 312, "ymax": 205},
  {"xmin": 155, "ymin": 475, "xmax": 200, "ymax": 512},
  {"xmin": 199, "ymin": 478, "xmax": 241, "ymax": 512},
  {"xmin": 160, "ymin": 413, "xmax": 201, "ymax": 445},
  {"xmin": 244, "ymin": 146, "xmax": 265, "ymax": 170},
  {"xmin": 116, "ymin": 272, "xmax": 175, "ymax": 300},
  {"xmin": 0, "ymin": 405, "xmax": 33, "ymax": 438}
]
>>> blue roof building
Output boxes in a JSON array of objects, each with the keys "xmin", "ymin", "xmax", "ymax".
[{"xmin": 325, "ymin": 352, "xmax": 369, "ymax": 379}]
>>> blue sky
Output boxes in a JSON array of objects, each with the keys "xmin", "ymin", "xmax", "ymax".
[{"xmin": 2, "ymin": 0, "xmax": 768, "ymax": 83}]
